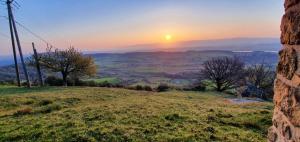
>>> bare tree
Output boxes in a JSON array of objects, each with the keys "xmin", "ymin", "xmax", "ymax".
[
  {"xmin": 201, "ymin": 56, "xmax": 245, "ymax": 92},
  {"xmin": 37, "ymin": 47, "xmax": 96, "ymax": 86},
  {"xmin": 245, "ymin": 64, "xmax": 276, "ymax": 98}
]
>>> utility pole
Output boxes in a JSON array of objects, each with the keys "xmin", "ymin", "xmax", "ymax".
[
  {"xmin": 32, "ymin": 42, "xmax": 44, "ymax": 86},
  {"xmin": 6, "ymin": 0, "xmax": 31, "ymax": 88},
  {"xmin": 7, "ymin": 0, "xmax": 20, "ymax": 87}
]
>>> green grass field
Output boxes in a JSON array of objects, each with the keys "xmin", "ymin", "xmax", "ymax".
[
  {"xmin": 0, "ymin": 86, "xmax": 273, "ymax": 142},
  {"xmin": 84, "ymin": 77, "xmax": 121, "ymax": 85}
]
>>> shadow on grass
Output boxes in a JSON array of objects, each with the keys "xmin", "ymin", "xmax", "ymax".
[{"xmin": 0, "ymin": 86, "xmax": 63, "ymax": 96}]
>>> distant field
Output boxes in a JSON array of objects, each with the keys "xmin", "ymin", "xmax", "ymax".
[
  {"xmin": 92, "ymin": 51, "xmax": 278, "ymax": 86},
  {"xmin": 0, "ymin": 51, "xmax": 278, "ymax": 87},
  {"xmin": 0, "ymin": 86, "xmax": 273, "ymax": 141}
]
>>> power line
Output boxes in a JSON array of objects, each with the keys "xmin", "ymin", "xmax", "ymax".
[
  {"xmin": 15, "ymin": 21, "xmax": 54, "ymax": 47},
  {"xmin": 0, "ymin": 15, "xmax": 56, "ymax": 48},
  {"xmin": 1, "ymin": 0, "xmax": 57, "ymax": 49}
]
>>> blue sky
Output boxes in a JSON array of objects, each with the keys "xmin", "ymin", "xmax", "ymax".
[{"xmin": 0, "ymin": 0, "xmax": 284, "ymax": 55}]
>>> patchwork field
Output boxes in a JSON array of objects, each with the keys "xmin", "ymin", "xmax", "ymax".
[
  {"xmin": 0, "ymin": 51, "xmax": 278, "ymax": 87},
  {"xmin": 0, "ymin": 86, "xmax": 273, "ymax": 141}
]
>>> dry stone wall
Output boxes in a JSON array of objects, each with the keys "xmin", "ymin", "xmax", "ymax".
[{"xmin": 268, "ymin": 0, "xmax": 300, "ymax": 141}]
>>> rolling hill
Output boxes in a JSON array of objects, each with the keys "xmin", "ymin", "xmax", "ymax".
[{"xmin": 0, "ymin": 50, "xmax": 278, "ymax": 86}]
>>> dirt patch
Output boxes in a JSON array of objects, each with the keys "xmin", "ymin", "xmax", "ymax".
[{"xmin": 229, "ymin": 98, "xmax": 264, "ymax": 104}]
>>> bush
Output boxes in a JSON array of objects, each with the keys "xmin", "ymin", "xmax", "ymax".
[
  {"xmin": 0, "ymin": 80, "xmax": 15, "ymax": 85},
  {"xmin": 193, "ymin": 84, "xmax": 206, "ymax": 91},
  {"xmin": 135, "ymin": 85, "xmax": 143, "ymax": 90},
  {"xmin": 126, "ymin": 85, "xmax": 153, "ymax": 91},
  {"xmin": 157, "ymin": 84, "xmax": 169, "ymax": 92},
  {"xmin": 86, "ymin": 81, "xmax": 97, "ymax": 87},
  {"xmin": 45, "ymin": 76, "xmax": 64, "ymax": 86},
  {"xmin": 21, "ymin": 81, "xmax": 30, "ymax": 87},
  {"xmin": 114, "ymin": 84, "xmax": 124, "ymax": 88},
  {"xmin": 99, "ymin": 81, "xmax": 113, "ymax": 87},
  {"xmin": 185, "ymin": 83, "xmax": 206, "ymax": 91},
  {"xmin": 144, "ymin": 85, "xmax": 153, "ymax": 91},
  {"xmin": 73, "ymin": 78, "xmax": 86, "ymax": 86},
  {"xmin": 38, "ymin": 99, "xmax": 53, "ymax": 106}
]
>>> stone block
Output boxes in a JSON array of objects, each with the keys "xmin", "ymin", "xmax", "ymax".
[
  {"xmin": 277, "ymin": 47, "xmax": 298, "ymax": 79},
  {"xmin": 281, "ymin": 9, "xmax": 300, "ymax": 44},
  {"xmin": 285, "ymin": 0, "xmax": 300, "ymax": 10}
]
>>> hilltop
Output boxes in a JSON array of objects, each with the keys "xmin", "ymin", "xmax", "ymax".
[{"xmin": 0, "ymin": 86, "xmax": 273, "ymax": 141}]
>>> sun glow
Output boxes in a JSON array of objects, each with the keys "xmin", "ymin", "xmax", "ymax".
[{"xmin": 165, "ymin": 34, "xmax": 172, "ymax": 41}]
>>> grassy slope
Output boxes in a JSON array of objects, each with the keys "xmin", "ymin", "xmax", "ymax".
[{"xmin": 0, "ymin": 86, "xmax": 273, "ymax": 142}]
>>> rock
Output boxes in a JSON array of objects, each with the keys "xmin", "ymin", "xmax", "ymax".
[
  {"xmin": 277, "ymin": 47, "xmax": 297, "ymax": 80},
  {"xmin": 284, "ymin": 0, "xmax": 300, "ymax": 10},
  {"xmin": 269, "ymin": 0, "xmax": 300, "ymax": 141},
  {"xmin": 281, "ymin": 3, "xmax": 300, "ymax": 44},
  {"xmin": 268, "ymin": 126, "xmax": 278, "ymax": 142}
]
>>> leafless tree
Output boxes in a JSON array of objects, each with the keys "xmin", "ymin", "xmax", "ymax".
[
  {"xmin": 245, "ymin": 64, "xmax": 275, "ymax": 97},
  {"xmin": 201, "ymin": 56, "xmax": 245, "ymax": 92}
]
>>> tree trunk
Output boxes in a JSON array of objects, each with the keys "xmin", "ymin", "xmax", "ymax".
[
  {"xmin": 62, "ymin": 73, "xmax": 68, "ymax": 86},
  {"xmin": 216, "ymin": 82, "xmax": 222, "ymax": 92}
]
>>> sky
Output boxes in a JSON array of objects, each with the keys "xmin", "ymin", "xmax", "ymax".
[{"xmin": 0, "ymin": 0, "xmax": 284, "ymax": 56}]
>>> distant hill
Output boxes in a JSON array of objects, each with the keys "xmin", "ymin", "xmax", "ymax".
[
  {"xmin": 122, "ymin": 38, "xmax": 281, "ymax": 53},
  {"xmin": 0, "ymin": 56, "xmax": 14, "ymax": 67},
  {"xmin": 0, "ymin": 37, "xmax": 281, "ymax": 66},
  {"xmin": 0, "ymin": 50, "xmax": 278, "ymax": 86},
  {"xmin": 0, "ymin": 50, "xmax": 279, "ymax": 86}
]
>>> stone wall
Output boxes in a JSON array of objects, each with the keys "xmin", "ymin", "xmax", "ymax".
[{"xmin": 268, "ymin": 0, "xmax": 300, "ymax": 141}]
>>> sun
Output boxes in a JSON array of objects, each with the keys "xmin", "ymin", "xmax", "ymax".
[{"xmin": 165, "ymin": 34, "xmax": 172, "ymax": 41}]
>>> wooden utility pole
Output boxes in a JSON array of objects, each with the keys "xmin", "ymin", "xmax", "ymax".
[
  {"xmin": 7, "ymin": 0, "xmax": 20, "ymax": 87},
  {"xmin": 7, "ymin": 0, "xmax": 31, "ymax": 88},
  {"xmin": 32, "ymin": 42, "xmax": 44, "ymax": 86}
]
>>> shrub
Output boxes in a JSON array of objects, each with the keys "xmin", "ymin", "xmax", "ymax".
[
  {"xmin": 157, "ymin": 84, "xmax": 170, "ymax": 92},
  {"xmin": 184, "ymin": 83, "xmax": 206, "ymax": 91},
  {"xmin": 135, "ymin": 85, "xmax": 143, "ymax": 90},
  {"xmin": 114, "ymin": 84, "xmax": 124, "ymax": 88},
  {"xmin": 73, "ymin": 78, "xmax": 86, "ymax": 86},
  {"xmin": 0, "ymin": 80, "xmax": 15, "ymax": 85},
  {"xmin": 86, "ymin": 81, "xmax": 97, "ymax": 87},
  {"xmin": 38, "ymin": 99, "xmax": 53, "ymax": 106},
  {"xmin": 144, "ymin": 85, "xmax": 153, "ymax": 91},
  {"xmin": 45, "ymin": 76, "xmax": 64, "ymax": 86},
  {"xmin": 21, "ymin": 81, "xmax": 30, "ymax": 87},
  {"xmin": 99, "ymin": 81, "xmax": 113, "ymax": 87},
  {"xmin": 192, "ymin": 84, "xmax": 206, "ymax": 91}
]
